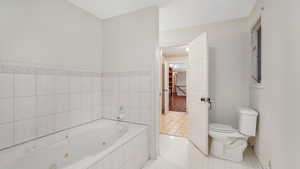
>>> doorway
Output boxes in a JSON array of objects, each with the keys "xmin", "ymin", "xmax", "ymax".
[
  {"xmin": 156, "ymin": 32, "xmax": 209, "ymax": 157},
  {"xmin": 169, "ymin": 64, "xmax": 187, "ymax": 112},
  {"xmin": 160, "ymin": 46, "xmax": 188, "ymax": 137}
]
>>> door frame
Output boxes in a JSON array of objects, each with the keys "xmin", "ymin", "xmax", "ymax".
[
  {"xmin": 154, "ymin": 45, "xmax": 189, "ymax": 158},
  {"xmin": 163, "ymin": 61, "xmax": 169, "ymax": 113},
  {"xmin": 153, "ymin": 38, "xmax": 209, "ymax": 159}
]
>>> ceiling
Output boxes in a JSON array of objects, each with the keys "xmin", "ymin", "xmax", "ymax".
[
  {"xmin": 68, "ymin": 0, "xmax": 256, "ymax": 31},
  {"xmin": 170, "ymin": 63, "xmax": 187, "ymax": 72},
  {"xmin": 68, "ymin": 0, "xmax": 171, "ymax": 19},
  {"xmin": 162, "ymin": 45, "xmax": 188, "ymax": 57},
  {"xmin": 159, "ymin": 0, "xmax": 256, "ymax": 31}
]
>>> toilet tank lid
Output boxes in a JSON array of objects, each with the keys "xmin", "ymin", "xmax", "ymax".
[{"xmin": 238, "ymin": 107, "xmax": 258, "ymax": 116}]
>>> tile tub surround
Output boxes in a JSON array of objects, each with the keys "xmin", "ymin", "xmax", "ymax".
[
  {"xmin": 102, "ymin": 71, "xmax": 153, "ymax": 125},
  {"xmin": 0, "ymin": 64, "xmax": 102, "ymax": 150}
]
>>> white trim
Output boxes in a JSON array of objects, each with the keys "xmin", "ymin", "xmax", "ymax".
[
  {"xmin": 167, "ymin": 59, "xmax": 187, "ymax": 65},
  {"xmin": 0, "ymin": 63, "xmax": 101, "ymax": 77},
  {"xmin": 150, "ymin": 38, "xmax": 161, "ymax": 160}
]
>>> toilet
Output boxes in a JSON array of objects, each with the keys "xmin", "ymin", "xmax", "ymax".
[{"xmin": 209, "ymin": 107, "xmax": 258, "ymax": 162}]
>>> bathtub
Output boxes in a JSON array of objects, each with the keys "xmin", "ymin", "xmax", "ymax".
[{"xmin": 0, "ymin": 119, "xmax": 149, "ymax": 169}]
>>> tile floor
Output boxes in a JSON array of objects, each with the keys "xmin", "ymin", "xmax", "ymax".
[
  {"xmin": 143, "ymin": 134, "xmax": 262, "ymax": 169},
  {"xmin": 160, "ymin": 111, "xmax": 187, "ymax": 137}
]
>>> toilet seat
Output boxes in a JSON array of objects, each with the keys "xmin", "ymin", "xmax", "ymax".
[
  {"xmin": 209, "ymin": 129, "xmax": 246, "ymax": 139},
  {"xmin": 209, "ymin": 123, "xmax": 247, "ymax": 139},
  {"xmin": 209, "ymin": 123, "xmax": 236, "ymax": 133}
]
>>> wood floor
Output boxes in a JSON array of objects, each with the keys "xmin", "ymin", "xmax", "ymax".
[
  {"xmin": 169, "ymin": 95, "xmax": 186, "ymax": 112},
  {"xmin": 160, "ymin": 111, "xmax": 187, "ymax": 137}
]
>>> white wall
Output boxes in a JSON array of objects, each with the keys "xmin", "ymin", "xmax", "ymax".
[
  {"xmin": 0, "ymin": 0, "xmax": 103, "ymax": 72},
  {"xmin": 160, "ymin": 18, "xmax": 250, "ymax": 128},
  {"xmin": 287, "ymin": 1, "xmax": 300, "ymax": 168},
  {"xmin": 102, "ymin": 7, "xmax": 159, "ymax": 158},
  {"xmin": 249, "ymin": 0, "xmax": 300, "ymax": 169},
  {"xmin": 103, "ymin": 7, "xmax": 159, "ymax": 72},
  {"xmin": 175, "ymin": 72, "xmax": 186, "ymax": 96}
]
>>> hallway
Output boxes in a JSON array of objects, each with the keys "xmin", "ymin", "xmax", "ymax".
[
  {"xmin": 143, "ymin": 135, "xmax": 262, "ymax": 169},
  {"xmin": 169, "ymin": 95, "xmax": 186, "ymax": 112}
]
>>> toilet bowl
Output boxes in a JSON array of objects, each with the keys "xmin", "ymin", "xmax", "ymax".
[
  {"xmin": 209, "ymin": 107, "xmax": 258, "ymax": 162},
  {"xmin": 209, "ymin": 123, "xmax": 248, "ymax": 162}
]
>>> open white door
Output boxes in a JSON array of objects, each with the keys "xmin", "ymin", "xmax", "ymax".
[{"xmin": 187, "ymin": 32, "xmax": 209, "ymax": 155}]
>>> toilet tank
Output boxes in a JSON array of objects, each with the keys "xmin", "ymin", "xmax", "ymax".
[{"xmin": 238, "ymin": 107, "xmax": 258, "ymax": 136}]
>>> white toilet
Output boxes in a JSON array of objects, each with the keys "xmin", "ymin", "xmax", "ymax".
[{"xmin": 209, "ymin": 107, "xmax": 258, "ymax": 162}]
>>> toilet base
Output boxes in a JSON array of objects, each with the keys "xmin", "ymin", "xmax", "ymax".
[{"xmin": 210, "ymin": 138, "xmax": 247, "ymax": 162}]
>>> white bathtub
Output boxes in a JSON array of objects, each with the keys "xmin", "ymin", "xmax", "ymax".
[{"xmin": 0, "ymin": 119, "xmax": 149, "ymax": 169}]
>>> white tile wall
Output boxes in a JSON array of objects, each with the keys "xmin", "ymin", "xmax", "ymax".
[
  {"xmin": 14, "ymin": 119, "xmax": 37, "ymax": 144},
  {"xmin": 55, "ymin": 112, "xmax": 71, "ymax": 130},
  {"xmin": 70, "ymin": 77, "xmax": 81, "ymax": 93},
  {"xmin": 81, "ymin": 93, "xmax": 93, "ymax": 122},
  {"xmin": 36, "ymin": 75, "xmax": 55, "ymax": 95},
  {"xmin": 119, "ymin": 93, "xmax": 129, "ymax": 113},
  {"xmin": 92, "ymin": 93, "xmax": 102, "ymax": 107},
  {"xmin": 92, "ymin": 77, "xmax": 102, "ymax": 93},
  {"xmin": 0, "ymin": 73, "xmax": 13, "ymax": 98},
  {"xmin": 14, "ymin": 74, "xmax": 35, "ymax": 97},
  {"xmin": 0, "ymin": 68, "xmax": 150, "ymax": 169},
  {"xmin": 81, "ymin": 93, "xmax": 92, "ymax": 111},
  {"xmin": 103, "ymin": 76, "xmax": 118, "ymax": 93},
  {"xmin": 55, "ymin": 94, "xmax": 69, "ymax": 113},
  {"xmin": 119, "ymin": 76, "xmax": 129, "ymax": 92},
  {"xmin": 0, "ymin": 123, "xmax": 13, "ymax": 149},
  {"xmin": 70, "ymin": 110, "xmax": 82, "ymax": 126},
  {"xmin": 15, "ymin": 97, "xmax": 36, "ymax": 121},
  {"xmin": 70, "ymin": 94, "xmax": 81, "ymax": 110},
  {"xmin": 81, "ymin": 77, "xmax": 92, "ymax": 93},
  {"xmin": 0, "ymin": 98, "xmax": 13, "ymax": 124},
  {"xmin": 37, "ymin": 115, "xmax": 55, "ymax": 137},
  {"xmin": 139, "ymin": 76, "xmax": 152, "ymax": 92},
  {"xmin": 102, "ymin": 71, "xmax": 153, "ymax": 125},
  {"xmin": 55, "ymin": 76, "xmax": 69, "ymax": 94},
  {"xmin": 37, "ymin": 95, "xmax": 55, "ymax": 116},
  {"xmin": 0, "ymin": 65, "xmax": 102, "ymax": 150},
  {"xmin": 102, "ymin": 93, "xmax": 118, "ymax": 119}
]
